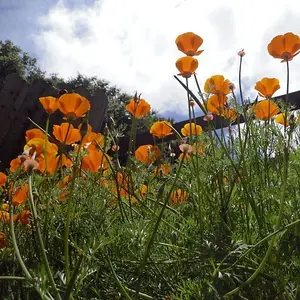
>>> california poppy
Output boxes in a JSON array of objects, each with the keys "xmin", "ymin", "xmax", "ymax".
[
  {"xmin": 39, "ymin": 96, "xmax": 58, "ymax": 114},
  {"xmin": 181, "ymin": 123, "xmax": 202, "ymax": 136},
  {"xmin": 253, "ymin": 99, "xmax": 280, "ymax": 120},
  {"xmin": 0, "ymin": 232, "xmax": 8, "ymax": 248},
  {"xmin": 207, "ymin": 94, "xmax": 228, "ymax": 115},
  {"xmin": 192, "ymin": 143, "xmax": 206, "ymax": 156},
  {"xmin": 25, "ymin": 128, "xmax": 45, "ymax": 142},
  {"xmin": 135, "ymin": 145, "xmax": 161, "ymax": 165},
  {"xmin": 222, "ymin": 108, "xmax": 238, "ymax": 122},
  {"xmin": 18, "ymin": 210, "xmax": 31, "ymax": 225},
  {"xmin": 53, "ymin": 123, "xmax": 81, "ymax": 145},
  {"xmin": 10, "ymin": 157, "xmax": 22, "ymax": 173},
  {"xmin": 178, "ymin": 153, "xmax": 191, "ymax": 161},
  {"xmin": 12, "ymin": 184, "xmax": 29, "ymax": 206},
  {"xmin": 254, "ymin": 78, "xmax": 280, "ymax": 98},
  {"xmin": 275, "ymin": 113, "xmax": 290, "ymax": 127},
  {"xmin": 138, "ymin": 184, "xmax": 148, "ymax": 197},
  {"xmin": 150, "ymin": 121, "xmax": 173, "ymax": 139},
  {"xmin": 0, "ymin": 172, "xmax": 7, "ymax": 187},
  {"xmin": 81, "ymin": 150, "xmax": 110, "ymax": 173},
  {"xmin": 170, "ymin": 189, "xmax": 188, "ymax": 205},
  {"xmin": 175, "ymin": 32, "xmax": 204, "ymax": 56},
  {"xmin": 204, "ymin": 75, "xmax": 231, "ymax": 95},
  {"xmin": 176, "ymin": 56, "xmax": 198, "ymax": 78},
  {"xmin": 24, "ymin": 138, "xmax": 58, "ymax": 156},
  {"xmin": 154, "ymin": 164, "xmax": 171, "ymax": 176},
  {"xmin": 126, "ymin": 98, "xmax": 151, "ymax": 119},
  {"xmin": 58, "ymin": 93, "xmax": 91, "ymax": 120},
  {"xmin": 268, "ymin": 32, "xmax": 300, "ymax": 62}
]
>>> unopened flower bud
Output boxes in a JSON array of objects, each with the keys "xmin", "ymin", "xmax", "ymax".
[
  {"xmin": 203, "ymin": 114, "xmax": 214, "ymax": 121},
  {"xmin": 228, "ymin": 82, "xmax": 235, "ymax": 90},
  {"xmin": 238, "ymin": 49, "xmax": 245, "ymax": 57}
]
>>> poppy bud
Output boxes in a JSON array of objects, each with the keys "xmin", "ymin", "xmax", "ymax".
[{"xmin": 238, "ymin": 49, "xmax": 245, "ymax": 57}]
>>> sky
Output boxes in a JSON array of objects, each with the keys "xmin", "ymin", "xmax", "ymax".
[{"xmin": 1, "ymin": 0, "xmax": 300, "ymax": 121}]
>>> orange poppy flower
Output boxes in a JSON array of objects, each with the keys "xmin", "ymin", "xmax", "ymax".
[
  {"xmin": 253, "ymin": 99, "xmax": 280, "ymax": 120},
  {"xmin": 181, "ymin": 123, "xmax": 202, "ymax": 136},
  {"xmin": 135, "ymin": 145, "xmax": 161, "ymax": 165},
  {"xmin": 81, "ymin": 151, "xmax": 110, "ymax": 173},
  {"xmin": 139, "ymin": 184, "xmax": 148, "ymax": 197},
  {"xmin": 0, "ymin": 172, "xmax": 7, "ymax": 187},
  {"xmin": 116, "ymin": 171, "xmax": 130, "ymax": 189},
  {"xmin": 39, "ymin": 96, "xmax": 58, "ymax": 114},
  {"xmin": 204, "ymin": 75, "xmax": 231, "ymax": 96},
  {"xmin": 58, "ymin": 93, "xmax": 91, "ymax": 120},
  {"xmin": 0, "ymin": 211, "xmax": 9, "ymax": 223},
  {"xmin": 268, "ymin": 32, "xmax": 300, "ymax": 62},
  {"xmin": 154, "ymin": 164, "xmax": 171, "ymax": 176},
  {"xmin": 19, "ymin": 210, "xmax": 31, "ymax": 225},
  {"xmin": 192, "ymin": 143, "xmax": 206, "ymax": 156},
  {"xmin": 207, "ymin": 94, "xmax": 228, "ymax": 115},
  {"xmin": 56, "ymin": 175, "xmax": 72, "ymax": 188},
  {"xmin": 24, "ymin": 138, "xmax": 58, "ymax": 157},
  {"xmin": 53, "ymin": 123, "xmax": 81, "ymax": 145},
  {"xmin": 81, "ymin": 129, "xmax": 104, "ymax": 151},
  {"xmin": 10, "ymin": 157, "xmax": 22, "ymax": 173},
  {"xmin": 0, "ymin": 232, "xmax": 8, "ymax": 248},
  {"xmin": 254, "ymin": 78, "xmax": 280, "ymax": 98},
  {"xmin": 178, "ymin": 153, "xmax": 191, "ymax": 161},
  {"xmin": 222, "ymin": 108, "xmax": 238, "ymax": 122},
  {"xmin": 0, "ymin": 210, "xmax": 17, "ymax": 224},
  {"xmin": 25, "ymin": 128, "xmax": 45, "ymax": 142},
  {"xmin": 275, "ymin": 113, "xmax": 290, "ymax": 127},
  {"xmin": 12, "ymin": 184, "xmax": 29, "ymax": 206},
  {"xmin": 175, "ymin": 32, "xmax": 204, "ymax": 56},
  {"xmin": 37, "ymin": 153, "xmax": 73, "ymax": 174},
  {"xmin": 125, "ymin": 98, "xmax": 151, "ymax": 119},
  {"xmin": 176, "ymin": 56, "xmax": 198, "ymax": 78},
  {"xmin": 150, "ymin": 121, "xmax": 173, "ymax": 139},
  {"xmin": 170, "ymin": 189, "xmax": 188, "ymax": 205}
]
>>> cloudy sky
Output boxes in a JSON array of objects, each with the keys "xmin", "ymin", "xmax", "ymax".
[{"xmin": 1, "ymin": 0, "xmax": 300, "ymax": 120}]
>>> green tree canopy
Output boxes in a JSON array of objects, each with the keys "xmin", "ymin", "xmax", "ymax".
[{"xmin": 0, "ymin": 40, "xmax": 44, "ymax": 89}]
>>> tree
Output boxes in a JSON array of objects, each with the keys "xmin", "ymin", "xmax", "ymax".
[
  {"xmin": 0, "ymin": 41, "xmax": 163, "ymax": 134},
  {"xmin": 0, "ymin": 40, "xmax": 44, "ymax": 89}
]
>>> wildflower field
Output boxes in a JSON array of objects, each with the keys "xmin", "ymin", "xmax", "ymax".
[{"xmin": 1, "ymin": 32, "xmax": 300, "ymax": 299}]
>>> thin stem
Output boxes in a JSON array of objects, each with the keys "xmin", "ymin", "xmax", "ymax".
[
  {"xmin": 9, "ymin": 205, "xmax": 32, "ymax": 280},
  {"xmin": 239, "ymin": 54, "xmax": 245, "ymax": 108},
  {"xmin": 135, "ymin": 153, "xmax": 186, "ymax": 297},
  {"xmin": 224, "ymin": 58, "xmax": 291, "ymax": 298},
  {"xmin": 64, "ymin": 137, "xmax": 83, "ymax": 283},
  {"xmin": 63, "ymin": 252, "xmax": 84, "ymax": 300},
  {"xmin": 28, "ymin": 176, "xmax": 61, "ymax": 300}
]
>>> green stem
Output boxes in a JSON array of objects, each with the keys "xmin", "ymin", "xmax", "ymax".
[
  {"xmin": 44, "ymin": 115, "xmax": 50, "ymax": 173},
  {"xmin": 0, "ymin": 276, "xmax": 26, "ymax": 280},
  {"xmin": 224, "ymin": 57, "xmax": 291, "ymax": 298},
  {"xmin": 135, "ymin": 153, "xmax": 186, "ymax": 297},
  {"xmin": 64, "ymin": 138, "xmax": 83, "ymax": 283},
  {"xmin": 104, "ymin": 250, "xmax": 133, "ymax": 300},
  {"xmin": 28, "ymin": 176, "xmax": 61, "ymax": 300},
  {"xmin": 63, "ymin": 252, "xmax": 84, "ymax": 300},
  {"xmin": 9, "ymin": 205, "xmax": 32, "ymax": 280}
]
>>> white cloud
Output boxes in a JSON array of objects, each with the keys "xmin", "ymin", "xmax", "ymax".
[{"xmin": 34, "ymin": 0, "xmax": 300, "ymax": 119}]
